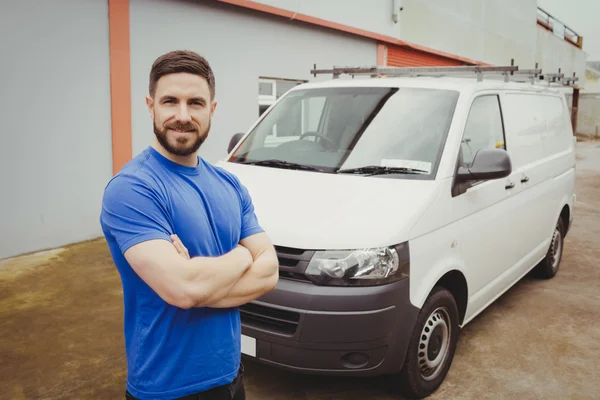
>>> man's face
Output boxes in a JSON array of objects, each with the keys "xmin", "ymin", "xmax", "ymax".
[{"xmin": 146, "ymin": 72, "xmax": 216, "ymax": 157}]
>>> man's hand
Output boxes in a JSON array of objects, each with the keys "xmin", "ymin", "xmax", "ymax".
[
  {"xmin": 170, "ymin": 233, "xmax": 279, "ymax": 308},
  {"xmin": 171, "ymin": 234, "xmax": 190, "ymax": 260}
]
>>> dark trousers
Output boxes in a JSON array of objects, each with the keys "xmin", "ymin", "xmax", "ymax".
[{"xmin": 125, "ymin": 364, "xmax": 245, "ymax": 400}]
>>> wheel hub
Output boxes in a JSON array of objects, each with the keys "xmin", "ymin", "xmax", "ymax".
[
  {"xmin": 427, "ymin": 325, "xmax": 444, "ymax": 359},
  {"xmin": 418, "ymin": 307, "xmax": 451, "ymax": 381}
]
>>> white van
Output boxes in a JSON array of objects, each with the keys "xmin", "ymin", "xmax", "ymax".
[{"xmin": 218, "ymin": 66, "xmax": 576, "ymax": 398}]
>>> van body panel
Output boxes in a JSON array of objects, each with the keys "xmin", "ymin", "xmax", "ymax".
[
  {"xmin": 499, "ymin": 91, "xmax": 575, "ymax": 277},
  {"xmin": 462, "ymin": 237, "xmax": 551, "ymax": 325},
  {"xmin": 218, "ymin": 161, "xmax": 438, "ymax": 250},
  {"xmin": 239, "ymin": 277, "xmax": 419, "ymax": 375},
  {"xmin": 407, "ymin": 217, "xmax": 467, "ymax": 312}
]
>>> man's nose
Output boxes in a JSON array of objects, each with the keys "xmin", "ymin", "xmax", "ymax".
[{"xmin": 176, "ymin": 104, "xmax": 192, "ymax": 123}]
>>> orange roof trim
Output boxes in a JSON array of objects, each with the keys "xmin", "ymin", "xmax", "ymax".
[{"xmin": 217, "ymin": 0, "xmax": 489, "ymax": 66}]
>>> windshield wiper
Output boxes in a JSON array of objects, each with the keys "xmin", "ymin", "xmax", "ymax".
[
  {"xmin": 337, "ymin": 165, "xmax": 429, "ymax": 175},
  {"xmin": 241, "ymin": 159, "xmax": 324, "ymax": 172}
]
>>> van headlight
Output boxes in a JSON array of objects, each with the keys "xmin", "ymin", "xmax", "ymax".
[{"xmin": 304, "ymin": 242, "xmax": 409, "ymax": 286}]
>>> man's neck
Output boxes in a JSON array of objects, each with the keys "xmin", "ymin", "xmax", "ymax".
[{"xmin": 151, "ymin": 141, "xmax": 199, "ymax": 167}]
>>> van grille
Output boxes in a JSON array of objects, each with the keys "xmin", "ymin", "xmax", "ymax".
[
  {"xmin": 275, "ymin": 245, "xmax": 315, "ymax": 282},
  {"xmin": 239, "ymin": 303, "xmax": 300, "ymax": 336}
]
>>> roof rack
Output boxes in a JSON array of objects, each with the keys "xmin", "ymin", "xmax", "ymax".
[{"xmin": 310, "ymin": 59, "xmax": 579, "ymax": 88}]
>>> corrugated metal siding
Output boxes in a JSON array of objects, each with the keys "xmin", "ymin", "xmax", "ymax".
[{"xmin": 387, "ymin": 45, "xmax": 464, "ymax": 67}]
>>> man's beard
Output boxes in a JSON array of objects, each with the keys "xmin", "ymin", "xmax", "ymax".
[{"xmin": 153, "ymin": 119, "xmax": 210, "ymax": 157}]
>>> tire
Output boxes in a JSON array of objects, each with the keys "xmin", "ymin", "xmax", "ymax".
[
  {"xmin": 394, "ymin": 287, "xmax": 460, "ymax": 399},
  {"xmin": 534, "ymin": 217, "xmax": 565, "ymax": 279}
]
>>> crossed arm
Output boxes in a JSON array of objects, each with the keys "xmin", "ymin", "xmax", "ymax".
[{"xmin": 123, "ymin": 232, "xmax": 279, "ymax": 309}]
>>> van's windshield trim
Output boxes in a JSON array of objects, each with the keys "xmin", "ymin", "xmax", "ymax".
[{"xmin": 228, "ymin": 86, "xmax": 460, "ymax": 181}]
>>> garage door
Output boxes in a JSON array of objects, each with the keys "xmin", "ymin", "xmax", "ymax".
[{"xmin": 386, "ymin": 45, "xmax": 464, "ymax": 67}]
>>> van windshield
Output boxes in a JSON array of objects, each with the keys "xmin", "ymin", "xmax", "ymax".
[{"xmin": 228, "ymin": 86, "xmax": 459, "ymax": 178}]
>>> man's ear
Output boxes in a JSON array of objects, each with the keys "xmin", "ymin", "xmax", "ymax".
[
  {"xmin": 146, "ymin": 96, "xmax": 155, "ymax": 120},
  {"xmin": 210, "ymin": 100, "xmax": 217, "ymax": 118}
]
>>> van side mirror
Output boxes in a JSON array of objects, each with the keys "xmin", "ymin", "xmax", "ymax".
[
  {"xmin": 457, "ymin": 148, "xmax": 512, "ymax": 182},
  {"xmin": 227, "ymin": 133, "xmax": 245, "ymax": 154}
]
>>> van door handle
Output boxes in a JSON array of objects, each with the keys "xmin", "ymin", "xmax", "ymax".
[
  {"xmin": 505, "ymin": 180, "xmax": 515, "ymax": 190},
  {"xmin": 521, "ymin": 175, "xmax": 529, "ymax": 183}
]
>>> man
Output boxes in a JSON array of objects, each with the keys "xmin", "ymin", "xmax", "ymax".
[{"xmin": 100, "ymin": 50, "xmax": 279, "ymax": 400}]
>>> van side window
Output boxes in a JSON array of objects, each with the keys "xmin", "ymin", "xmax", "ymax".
[{"xmin": 461, "ymin": 95, "xmax": 506, "ymax": 167}]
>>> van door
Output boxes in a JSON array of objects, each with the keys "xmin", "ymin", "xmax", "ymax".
[
  {"xmin": 499, "ymin": 92, "xmax": 563, "ymax": 272},
  {"xmin": 452, "ymin": 93, "xmax": 517, "ymax": 316}
]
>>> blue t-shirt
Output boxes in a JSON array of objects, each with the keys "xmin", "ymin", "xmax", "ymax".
[{"xmin": 100, "ymin": 146, "xmax": 263, "ymax": 399}]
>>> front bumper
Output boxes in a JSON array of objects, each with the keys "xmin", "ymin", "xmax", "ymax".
[{"xmin": 239, "ymin": 275, "xmax": 419, "ymax": 376}]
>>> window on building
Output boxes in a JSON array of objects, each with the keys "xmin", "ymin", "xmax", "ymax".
[
  {"xmin": 258, "ymin": 77, "xmax": 305, "ymax": 117},
  {"xmin": 460, "ymin": 95, "xmax": 506, "ymax": 167},
  {"xmin": 258, "ymin": 77, "xmax": 307, "ymax": 146}
]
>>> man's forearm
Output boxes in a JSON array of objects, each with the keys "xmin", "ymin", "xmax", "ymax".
[
  {"xmin": 182, "ymin": 246, "xmax": 253, "ymax": 307},
  {"xmin": 206, "ymin": 250, "xmax": 279, "ymax": 308},
  {"xmin": 123, "ymin": 239, "xmax": 253, "ymax": 309}
]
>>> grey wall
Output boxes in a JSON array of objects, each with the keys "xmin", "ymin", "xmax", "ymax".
[
  {"xmin": 129, "ymin": 0, "xmax": 377, "ymax": 163},
  {"xmin": 0, "ymin": 0, "xmax": 113, "ymax": 259},
  {"xmin": 253, "ymin": 0, "xmax": 403, "ymax": 39}
]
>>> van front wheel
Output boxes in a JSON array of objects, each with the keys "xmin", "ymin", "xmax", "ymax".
[{"xmin": 394, "ymin": 287, "xmax": 459, "ymax": 399}]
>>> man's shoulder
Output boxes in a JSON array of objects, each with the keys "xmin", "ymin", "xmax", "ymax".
[
  {"xmin": 201, "ymin": 159, "xmax": 242, "ymax": 187},
  {"xmin": 103, "ymin": 150, "xmax": 165, "ymax": 203},
  {"xmin": 199, "ymin": 160, "xmax": 257, "ymax": 213}
]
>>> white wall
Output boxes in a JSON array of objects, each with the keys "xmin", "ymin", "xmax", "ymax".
[
  {"xmin": 129, "ymin": 0, "xmax": 377, "ymax": 163},
  {"xmin": 253, "ymin": 0, "xmax": 540, "ymax": 67},
  {"xmin": 537, "ymin": 0, "xmax": 600, "ymax": 61},
  {"xmin": 583, "ymin": 71, "xmax": 600, "ymax": 93},
  {"xmin": 574, "ymin": 94, "xmax": 600, "ymax": 136},
  {"xmin": 536, "ymin": 26, "xmax": 586, "ymax": 81},
  {"xmin": 0, "ymin": 0, "xmax": 113, "ymax": 259},
  {"xmin": 399, "ymin": 0, "xmax": 539, "ymax": 66},
  {"xmin": 253, "ymin": 0, "xmax": 587, "ymax": 80},
  {"xmin": 253, "ymin": 0, "xmax": 403, "ymax": 39}
]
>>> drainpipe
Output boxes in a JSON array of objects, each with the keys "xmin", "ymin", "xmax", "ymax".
[{"xmin": 571, "ymin": 87, "xmax": 580, "ymax": 135}]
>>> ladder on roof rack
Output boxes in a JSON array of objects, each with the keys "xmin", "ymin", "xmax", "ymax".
[{"xmin": 310, "ymin": 60, "xmax": 579, "ymax": 88}]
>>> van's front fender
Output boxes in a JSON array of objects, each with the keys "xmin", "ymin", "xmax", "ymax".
[{"xmin": 408, "ymin": 221, "xmax": 468, "ymax": 313}]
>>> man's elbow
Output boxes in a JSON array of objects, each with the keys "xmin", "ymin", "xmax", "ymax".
[
  {"xmin": 169, "ymin": 296, "xmax": 195, "ymax": 310},
  {"xmin": 162, "ymin": 293, "xmax": 195, "ymax": 309},
  {"xmin": 263, "ymin": 269, "xmax": 279, "ymax": 293},
  {"xmin": 165, "ymin": 286, "xmax": 209, "ymax": 309},
  {"xmin": 263, "ymin": 253, "xmax": 279, "ymax": 292}
]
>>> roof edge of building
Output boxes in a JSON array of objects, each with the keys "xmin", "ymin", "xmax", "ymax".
[{"xmin": 216, "ymin": 0, "xmax": 490, "ymax": 66}]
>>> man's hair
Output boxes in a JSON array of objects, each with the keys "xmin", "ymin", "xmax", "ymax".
[{"xmin": 149, "ymin": 50, "xmax": 215, "ymax": 99}]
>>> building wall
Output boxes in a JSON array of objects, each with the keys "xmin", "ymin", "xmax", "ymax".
[
  {"xmin": 252, "ymin": 0, "xmax": 403, "ymax": 39},
  {"xmin": 573, "ymin": 94, "xmax": 600, "ymax": 136},
  {"xmin": 250, "ymin": 0, "xmax": 586, "ymax": 79},
  {"xmin": 0, "ymin": 0, "xmax": 113, "ymax": 259},
  {"xmin": 583, "ymin": 69, "xmax": 600, "ymax": 93},
  {"xmin": 535, "ymin": 26, "xmax": 586, "ymax": 81},
  {"xmin": 129, "ymin": 0, "xmax": 377, "ymax": 163},
  {"xmin": 399, "ymin": 0, "xmax": 538, "ymax": 66}
]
